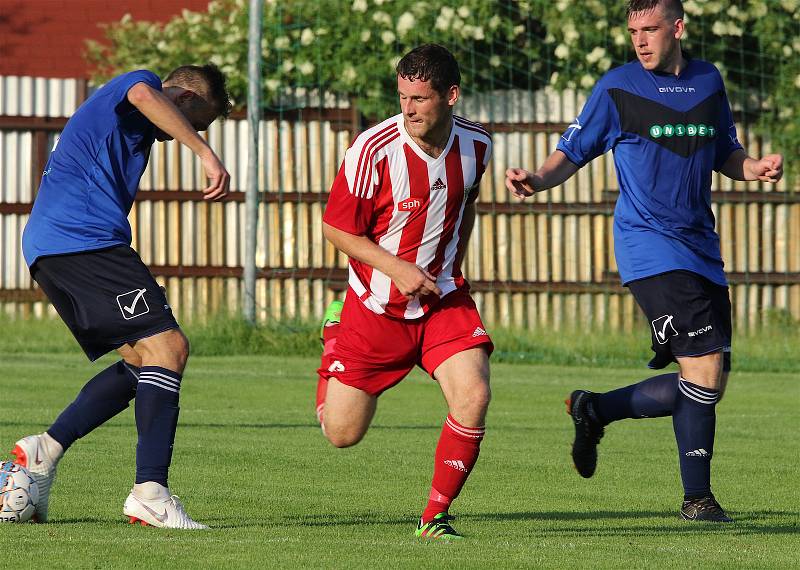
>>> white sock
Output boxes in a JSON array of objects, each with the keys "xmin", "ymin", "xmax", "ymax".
[
  {"xmin": 41, "ymin": 432, "xmax": 64, "ymax": 462},
  {"xmin": 133, "ymin": 481, "xmax": 170, "ymax": 501}
]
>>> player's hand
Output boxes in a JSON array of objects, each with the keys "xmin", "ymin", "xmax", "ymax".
[
  {"xmin": 750, "ymin": 154, "xmax": 783, "ymax": 183},
  {"xmin": 505, "ymin": 168, "xmax": 537, "ymax": 199},
  {"xmin": 390, "ymin": 259, "xmax": 442, "ymax": 300},
  {"xmin": 200, "ymin": 151, "xmax": 230, "ymax": 201}
]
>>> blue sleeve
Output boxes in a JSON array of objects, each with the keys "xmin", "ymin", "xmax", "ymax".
[
  {"xmin": 112, "ymin": 70, "xmax": 163, "ymax": 115},
  {"xmin": 556, "ymin": 80, "xmax": 621, "ymax": 167},
  {"xmin": 713, "ymin": 85, "xmax": 743, "ymax": 171}
]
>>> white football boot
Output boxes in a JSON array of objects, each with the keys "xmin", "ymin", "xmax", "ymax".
[
  {"xmin": 123, "ymin": 482, "xmax": 208, "ymax": 530},
  {"xmin": 11, "ymin": 433, "xmax": 64, "ymax": 522}
]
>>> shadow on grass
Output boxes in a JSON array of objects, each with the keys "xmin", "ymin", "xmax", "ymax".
[
  {"xmin": 0, "ymin": 421, "xmax": 442, "ymax": 431},
  {"xmin": 463, "ymin": 510, "xmax": 800, "ymax": 535},
  {"xmin": 185, "ymin": 514, "xmax": 403, "ymax": 530},
  {"xmin": 50, "ymin": 510, "xmax": 799, "ymax": 534}
]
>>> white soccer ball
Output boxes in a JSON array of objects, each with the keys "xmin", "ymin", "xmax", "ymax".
[{"xmin": 0, "ymin": 461, "xmax": 39, "ymax": 523}]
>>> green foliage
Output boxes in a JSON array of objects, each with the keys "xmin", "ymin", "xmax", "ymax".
[
  {"xmin": 85, "ymin": 0, "xmax": 548, "ymax": 118},
  {"xmin": 84, "ymin": 0, "xmax": 799, "ymax": 179}
]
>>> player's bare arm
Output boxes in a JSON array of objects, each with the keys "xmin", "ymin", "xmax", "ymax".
[
  {"xmin": 505, "ymin": 150, "xmax": 580, "ymax": 199},
  {"xmin": 719, "ymin": 149, "xmax": 784, "ymax": 183},
  {"xmin": 322, "ymin": 222, "xmax": 441, "ymax": 299},
  {"xmin": 127, "ymin": 82, "xmax": 230, "ymax": 201}
]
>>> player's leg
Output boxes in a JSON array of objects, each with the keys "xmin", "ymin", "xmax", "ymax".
[
  {"xmin": 316, "ymin": 300, "xmax": 344, "ymax": 428},
  {"xmin": 12, "ymin": 254, "xmax": 148, "ymax": 521},
  {"xmin": 321, "ymin": 377, "xmax": 377, "ymax": 448},
  {"xmin": 416, "ymin": 291, "xmax": 493, "ymax": 539},
  {"xmin": 567, "ymin": 271, "xmax": 732, "ymax": 483},
  {"xmin": 421, "ymin": 347, "xmax": 490, "ymax": 532},
  {"xmin": 315, "ymin": 290, "xmax": 415, "ymax": 447},
  {"xmin": 672, "ymin": 350, "xmax": 730, "ymax": 521},
  {"xmin": 122, "ymin": 327, "xmax": 207, "ymax": 529}
]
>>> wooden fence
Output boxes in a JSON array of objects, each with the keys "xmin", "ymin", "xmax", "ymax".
[{"xmin": 1, "ymin": 76, "xmax": 798, "ymax": 331}]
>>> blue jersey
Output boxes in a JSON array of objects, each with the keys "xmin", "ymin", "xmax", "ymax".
[
  {"xmin": 556, "ymin": 58, "xmax": 742, "ymax": 286},
  {"xmin": 22, "ymin": 70, "xmax": 162, "ymax": 266}
]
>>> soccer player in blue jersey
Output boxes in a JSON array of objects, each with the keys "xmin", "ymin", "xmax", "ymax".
[
  {"xmin": 506, "ymin": 0, "xmax": 783, "ymax": 522},
  {"xmin": 12, "ymin": 64, "xmax": 231, "ymax": 529}
]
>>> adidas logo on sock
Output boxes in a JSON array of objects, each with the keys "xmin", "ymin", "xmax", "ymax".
[
  {"xmin": 685, "ymin": 448, "xmax": 710, "ymax": 457},
  {"xmin": 430, "ymin": 178, "xmax": 447, "ymax": 192},
  {"xmin": 472, "ymin": 327, "xmax": 487, "ymax": 338},
  {"xmin": 444, "ymin": 459, "xmax": 468, "ymax": 472}
]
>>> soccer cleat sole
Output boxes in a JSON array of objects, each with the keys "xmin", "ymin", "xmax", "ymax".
[{"xmin": 128, "ymin": 516, "xmax": 151, "ymax": 527}]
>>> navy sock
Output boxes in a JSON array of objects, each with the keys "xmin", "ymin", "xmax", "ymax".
[
  {"xmin": 673, "ymin": 377, "xmax": 719, "ymax": 499},
  {"xmin": 47, "ymin": 360, "xmax": 139, "ymax": 451},
  {"xmin": 135, "ymin": 366, "xmax": 181, "ymax": 487},
  {"xmin": 595, "ymin": 373, "xmax": 677, "ymax": 424}
]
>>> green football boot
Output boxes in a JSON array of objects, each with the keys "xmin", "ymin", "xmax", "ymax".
[
  {"xmin": 319, "ymin": 300, "xmax": 344, "ymax": 343},
  {"xmin": 415, "ymin": 513, "xmax": 463, "ymax": 540}
]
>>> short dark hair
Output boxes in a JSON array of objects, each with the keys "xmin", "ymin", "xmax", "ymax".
[
  {"xmin": 626, "ymin": 0, "xmax": 684, "ymax": 21},
  {"xmin": 164, "ymin": 63, "xmax": 232, "ymax": 118},
  {"xmin": 396, "ymin": 44, "xmax": 460, "ymax": 95}
]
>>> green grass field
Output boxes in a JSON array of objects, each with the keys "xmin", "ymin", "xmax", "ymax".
[{"xmin": 1, "ymin": 351, "xmax": 798, "ymax": 568}]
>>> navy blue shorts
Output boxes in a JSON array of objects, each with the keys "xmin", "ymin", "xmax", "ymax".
[
  {"xmin": 628, "ymin": 270, "xmax": 732, "ymax": 372},
  {"xmin": 31, "ymin": 246, "xmax": 178, "ymax": 361}
]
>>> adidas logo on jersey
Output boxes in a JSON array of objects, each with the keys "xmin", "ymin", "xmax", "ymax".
[
  {"xmin": 685, "ymin": 448, "xmax": 710, "ymax": 457},
  {"xmin": 472, "ymin": 327, "xmax": 487, "ymax": 338},
  {"xmin": 444, "ymin": 459, "xmax": 468, "ymax": 472},
  {"xmin": 430, "ymin": 178, "xmax": 447, "ymax": 192}
]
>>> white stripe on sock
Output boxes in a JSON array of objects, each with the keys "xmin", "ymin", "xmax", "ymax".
[
  {"xmin": 678, "ymin": 379, "xmax": 718, "ymax": 405},
  {"xmin": 138, "ymin": 375, "xmax": 180, "ymax": 390},
  {"xmin": 679, "ymin": 380, "xmax": 718, "ymax": 400},
  {"xmin": 446, "ymin": 418, "xmax": 486, "ymax": 439},
  {"xmin": 137, "ymin": 379, "xmax": 180, "ymax": 393},
  {"xmin": 140, "ymin": 370, "xmax": 181, "ymax": 387}
]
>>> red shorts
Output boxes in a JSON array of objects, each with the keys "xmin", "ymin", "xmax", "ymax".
[{"xmin": 318, "ymin": 288, "xmax": 493, "ymax": 396}]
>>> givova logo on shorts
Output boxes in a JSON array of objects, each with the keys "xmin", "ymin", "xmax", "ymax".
[{"xmin": 649, "ymin": 124, "xmax": 716, "ymax": 139}]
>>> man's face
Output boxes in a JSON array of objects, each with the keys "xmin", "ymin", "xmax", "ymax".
[
  {"xmin": 397, "ymin": 75, "xmax": 457, "ymax": 140},
  {"xmin": 627, "ymin": 6, "xmax": 683, "ymax": 72},
  {"xmin": 155, "ymin": 90, "xmax": 218, "ymax": 142}
]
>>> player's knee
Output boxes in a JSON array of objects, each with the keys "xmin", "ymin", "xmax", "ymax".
[
  {"xmin": 324, "ymin": 426, "xmax": 365, "ymax": 448},
  {"xmin": 453, "ymin": 381, "xmax": 491, "ymax": 420},
  {"xmin": 136, "ymin": 328, "xmax": 190, "ymax": 372}
]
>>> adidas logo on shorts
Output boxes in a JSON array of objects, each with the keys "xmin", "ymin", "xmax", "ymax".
[{"xmin": 472, "ymin": 327, "xmax": 487, "ymax": 338}]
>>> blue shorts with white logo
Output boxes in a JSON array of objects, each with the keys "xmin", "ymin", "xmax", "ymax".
[
  {"xmin": 31, "ymin": 246, "xmax": 178, "ymax": 361},
  {"xmin": 628, "ymin": 270, "xmax": 732, "ymax": 372}
]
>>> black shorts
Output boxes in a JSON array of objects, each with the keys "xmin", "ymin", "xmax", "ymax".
[
  {"xmin": 628, "ymin": 270, "xmax": 732, "ymax": 372},
  {"xmin": 31, "ymin": 246, "xmax": 178, "ymax": 361}
]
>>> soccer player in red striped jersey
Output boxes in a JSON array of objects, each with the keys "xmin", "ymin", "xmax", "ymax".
[{"xmin": 316, "ymin": 44, "xmax": 493, "ymax": 539}]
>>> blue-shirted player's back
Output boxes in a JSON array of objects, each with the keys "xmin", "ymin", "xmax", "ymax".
[
  {"xmin": 557, "ymin": 58, "xmax": 742, "ymax": 286},
  {"xmin": 22, "ymin": 70, "xmax": 163, "ymax": 266}
]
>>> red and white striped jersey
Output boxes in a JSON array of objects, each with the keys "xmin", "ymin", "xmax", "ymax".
[{"xmin": 323, "ymin": 113, "xmax": 492, "ymax": 319}]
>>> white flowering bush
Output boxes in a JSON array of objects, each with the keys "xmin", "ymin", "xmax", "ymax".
[
  {"xmin": 86, "ymin": 0, "xmax": 545, "ymax": 117},
  {"xmin": 86, "ymin": 0, "xmax": 798, "ymax": 177}
]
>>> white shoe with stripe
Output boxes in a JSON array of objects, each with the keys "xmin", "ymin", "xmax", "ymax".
[
  {"xmin": 123, "ymin": 483, "xmax": 208, "ymax": 530},
  {"xmin": 11, "ymin": 433, "xmax": 62, "ymax": 522}
]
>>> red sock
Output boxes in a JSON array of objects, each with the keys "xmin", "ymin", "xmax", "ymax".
[
  {"xmin": 316, "ymin": 324, "xmax": 340, "ymax": 426},
  {"xmin": 421, "ymin": 414, "xmax": 485, "ymax": 523}
]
